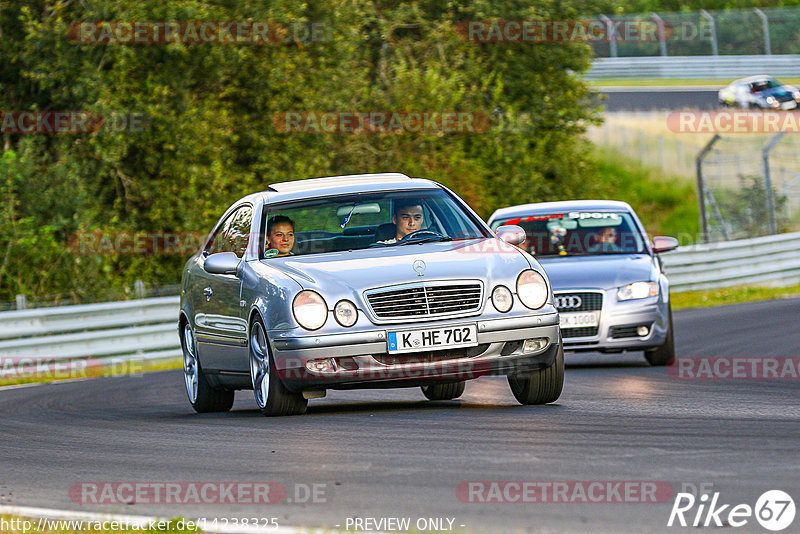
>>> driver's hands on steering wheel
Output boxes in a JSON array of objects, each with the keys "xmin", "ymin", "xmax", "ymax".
[{"xmin": 399, "ymin": 229, "xmax": 445, "ymax": 242}]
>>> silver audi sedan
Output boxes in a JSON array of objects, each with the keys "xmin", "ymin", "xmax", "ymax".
[
  {"xmin": 488, "ymin": 201, "xmax": 679, "ymax": 366},
  {"xmin": 179, "ymin": 173, "xmax": 563, "ymax": 416}
]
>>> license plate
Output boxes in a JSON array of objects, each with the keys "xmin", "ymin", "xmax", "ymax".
[
  {"xmin": 387, "ymin": 324, "xmax": 478, "ymax": 354},
  {"xmin": 559, "ymin": 311, "xmax": 599, "ymax": 328},
  {"xmin": 781, "ymin": 101, "xmax": 797, "ymax": 110}
]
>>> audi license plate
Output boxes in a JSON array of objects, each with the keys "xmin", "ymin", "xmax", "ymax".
[
  {"xmin": 559, "ymin": 311, "xmax": 599, "ymax": 328},
  {"xmin": 387, "ymin": 324, "xmax": 478, "ymax": 354},
  {"xmin": 781, "ymin": 101, "xmax": 797, "ymax": 110}
]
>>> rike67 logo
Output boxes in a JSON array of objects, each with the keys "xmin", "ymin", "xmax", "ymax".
[{"xmin": 668, "ymin": 490, "xmax": 795, "ymax": 531}]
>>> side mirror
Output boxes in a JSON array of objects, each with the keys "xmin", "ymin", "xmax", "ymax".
[
  {"xmin": 204, "ymin": 252, "xmax": 242, "ymax": 275},
  {"xmin": 496, "ymin": 225, "xmax": 526, "ymax": 246},
  {"xmin": 652, "ymin": 236, "xmax": 679, "ymax": 254}
]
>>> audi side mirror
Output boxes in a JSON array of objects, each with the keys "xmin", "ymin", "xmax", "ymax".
[
  {"xmin": 652, "ymin": 236, "xmax": 679, "ymax": 254},
  {"xmin": 496, "ymin": 225, "xmax": 526, "ymax": 246},
  {"xmin": 204, "ymin": 252, "xmax": 242, "ymax": 275}
]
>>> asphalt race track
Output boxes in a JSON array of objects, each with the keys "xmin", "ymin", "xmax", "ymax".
[
  {"xmin": 597, "ymin": 87, "xmax": 720, "ymax": 111},
  {"xmin": 1, "ymin": 298, "xmax": 799, "ymax": 533}
]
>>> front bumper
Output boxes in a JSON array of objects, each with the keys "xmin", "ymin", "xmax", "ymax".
[
  {"xmin": 269, "ymin": 313, "xmax": 560, "ymax": 391},
  {"xmin": 560, "ymin": 292, "xmax": 669, "ymax": 353}
]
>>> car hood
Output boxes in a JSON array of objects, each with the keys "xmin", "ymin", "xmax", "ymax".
[
  {"xmin": 262, "ymin": 238, "xmax": 535, "ymax": 300},
  {"xmin": 757, "ymin": 86, "xmax": 795, "ymax": 99},
  {"xmin": 536, "ymin": 254, "xmax": 655, "ymax": 290}
]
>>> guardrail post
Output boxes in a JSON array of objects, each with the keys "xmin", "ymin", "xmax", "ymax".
[
  {"xmin": 15, "ymin": 294, "xmax": 27, "ymax": 310},
  {"xmin": 134, "ymin": 280, "xmax": 146, "ymax": 298},
  {"xmin": 762, "ymin": 132, "xmax": 785, "ymax": 235},
  {"xmin": 650, "ymin": 13, "xmax": 668, "ymax": 56},
  {"xmin": 600, "ymin": 15, "xmax": 617, "ymax": 57},
  {"xmin": 700, "ymin": 10, "xmax": 718, "ymax": 56},
  {"xmin": 753, "ymin": 8, "xmax": 771, "ymax": 55},
  {"xmin": 696, "ymin": 134, "xmax": 721, "ymax": 243}
]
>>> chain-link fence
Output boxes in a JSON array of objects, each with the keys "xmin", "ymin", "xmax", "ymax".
[
  {"xmin": 697, "ymin": 133, "xmax": 800, "ymax": 242},
  {"xmin": 589, "ymin": 114, "xmax": 800, "ymax": 242},
  {"xmin": 591, "ymin": 6, "xmax": 800, "ymax": 57},
  {"xmin": 588, "ymin": 116, "xmax": 698, "ymax": 177}
]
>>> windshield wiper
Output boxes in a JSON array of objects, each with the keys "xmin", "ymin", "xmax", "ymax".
[{"xmin": 396, "ymin": 236, "xmax": 453, "ymax": 246}]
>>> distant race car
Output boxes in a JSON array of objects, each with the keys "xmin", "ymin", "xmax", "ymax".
[
  {"xmin": 488, "ymin": 200, "xmax": 679, "ymax": 366},
  {"xmin": 718, "ymin": 75, "xmax": 800, "ymax": 110}
]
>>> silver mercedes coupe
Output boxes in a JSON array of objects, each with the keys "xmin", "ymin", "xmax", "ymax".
[
  {"xmin": 179, "ymin": 173, "xmax": 563, "ymax": 415},
  {"xmin": 488, "ymin": 200, "xmax": 679, "ymax": 366}
]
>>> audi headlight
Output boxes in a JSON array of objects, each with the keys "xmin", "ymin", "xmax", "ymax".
[
  {"xmin": 492, "ymin": 285, "xmax": 513, "ymax": 313},
  {"xmin": 333, "ymin": 300, "xmax": 358, "ymax": 327},
  {"xmin": 617, "ymin": 281, "xmax": 659, "ymax": 301},
  {"xmin": 766, "ymin": 96, "xmax": 778, "ymax": 107},
  {"xmin": 517, "ymin": 270, "xmax": 548, "ymax": 309},
  {"xmin": 292, "ymin": 290, "xmax": 328, "ymax": 330}
]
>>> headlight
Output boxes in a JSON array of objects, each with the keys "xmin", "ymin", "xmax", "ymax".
[
  {"xmin": 793, "ymin": 91, "xmax": 800, "ymax": 102},
  {"xmin": 492, "ymin": 285, "xmax": 513, "ymax": 313},
  {"xmin": 292, "ymin": 290, "xmax": 328, "ymax": 330},
  {"xmin": 516, "ymin": 270, "xmax": 548, "ymax": 309},
  {"xmin": 333, "ymin": 300, "xmax": 358, "ymax": 327},
  {"xmin": 617, "ymin": 281, "xmax": 659, "ymax": 301},
  {"xmin": 766, "ymin": 96, "xmax": 778, "ymax": 107}
]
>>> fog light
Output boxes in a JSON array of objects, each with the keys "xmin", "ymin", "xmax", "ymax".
[
  {"xmin": 305, "ymin": 358, "xmax": 336, "ymax": 373},
  {"xmin": 523, "ymin": 338, "xmax": 548, "ymax": 354},
  {"xmin": 637, "ymin": 326, "xmax": 649, "ymax": 337}
]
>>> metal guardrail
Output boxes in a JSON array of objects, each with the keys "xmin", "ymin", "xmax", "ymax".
[
  {"xmin": 0, "ymin": 232, "xmax": 797, "ymax": 364},
  {"xmin": 0, "ymin": 296, "xmax": 181, "ymax": 364},
  {"xmin": 661, "ymin": 231, "xmax": 800, "ymax": 290},
  {"xmin": 586, "ymin": 54, "xmax": 800, "ymax": 79}
]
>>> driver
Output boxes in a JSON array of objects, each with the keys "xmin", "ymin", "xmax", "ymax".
[
  {"xmin": 588, "ymin": 226, "xmax": 619, "ymax": 252},
  {"xmin": 265, "ymin": 215, "xmax": 296, "ymax": 257},
  {"xmin": 377, "ymin": 200, "xmax": 425, "ymax": 244}
]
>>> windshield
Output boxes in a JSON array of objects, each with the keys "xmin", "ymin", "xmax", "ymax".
[
  {"xmin": 491, "ymin": 211, "xmax": 647, "ymax": 257},
  {"xmin": 751, "ymin": 79, "xmax": 781, "ymax": 92},
  {"xmin": 260, "ymin": 189, "xmax": 489, "ymax": 258}
]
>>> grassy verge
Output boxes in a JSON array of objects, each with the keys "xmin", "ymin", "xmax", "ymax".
[
  {"xmin": 587, "ymin": 78, "xmax": 800, "ymax": 87},
  {"xmin": 672, "ymin": 283, "xmax": 800, "ymax": 310},
  {"xmin": 0, "ymin": 357, "xmax": 182, "ymax": 388},
  {"xmin": 586, "ymin": 146, "xmax": 699, "ymax": 241}
]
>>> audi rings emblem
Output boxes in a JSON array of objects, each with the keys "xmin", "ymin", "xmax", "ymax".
[{"xmin": 555, "ymin": 295, "xmax": 582, "ymax": 309}]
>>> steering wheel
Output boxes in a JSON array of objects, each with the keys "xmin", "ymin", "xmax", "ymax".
[{"xmin": 399, "ymin": 229, "xmax": 445, "ymax": 242}]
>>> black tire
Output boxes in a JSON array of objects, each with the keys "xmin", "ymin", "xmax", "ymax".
[
  {"xmin": 507, "ymin": 338, "xmax": 564, "ymax": 405},
  {"xmin": 249, "ymin": 317, "xmax": 307, "ymax": 416},
  {"xmin": 421, "ymin": 381, "xmax": 466, "ymax": 400},
  {"xmin": 182, "ymin": 323, "xmax": 234, "ymax": 413},
  {"xmin": 645, "ymin": 303, "xmax": 675, "ymax": 366}
]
